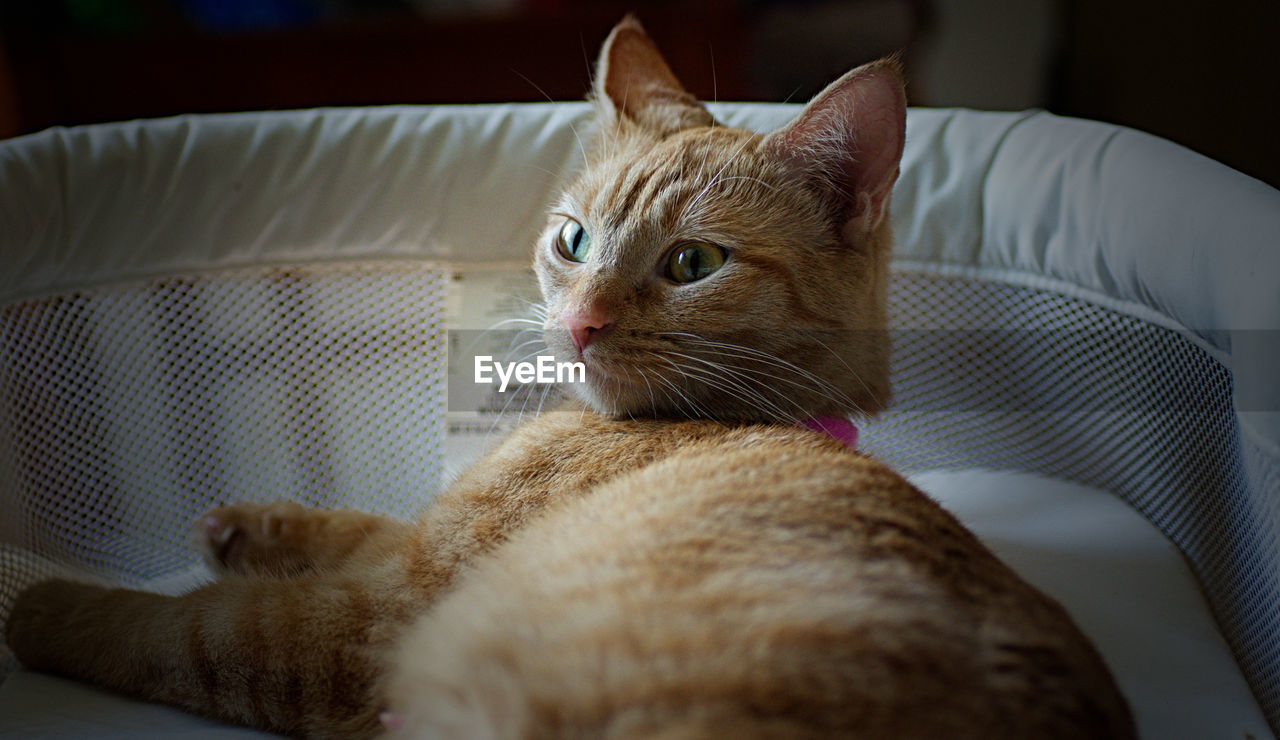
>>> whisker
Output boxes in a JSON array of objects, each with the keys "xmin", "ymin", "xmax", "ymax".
[
  {"xmin": 655, "ymin": 349, "xmax": 793, "ymax": 422},
  {"xmin": 511, "ymin": 67, "xmax": 589, "ymax": 168},
  {"xmin": 665, "ymin": 351, "xmax": 810, "ymax": 421},
  {"xmin": 485, "ymin": 373, "xmax": 526, "ymax": 437},
  {"xmin": 636, "ymin": 362, "xmax": 659, "ymax": 417},
  {"xmin": 486, "ymin": 317, "xmax": 544, "ymax": 330},
  {"xmin": 664, "ymin": 333, "xmax": 857, "ymax": 404},
  {"xmin": 651, "ymin": 354, "xmax": 716, "ymax": 419},
  {"xmin": 796, "ymin": 329, "xmax": 875, "ymax": 409},
  {"xmin": 671, "ymin": 359, "xmax": 799, "ymax": 421},
  {"xmin": 651, "ymin": 330, "xmax": 868, "ymax": 419},
  {"xmin": 654, "ymin": 372, "xmax": 704, "ymax": 421},
  {"xmin": 692, "ymin": 346, "xmax": 846, "ymax": 401},
  {"xmin": 667, "ymin": 332, "xmax": 854, "ymax": 387},
  {"xmin": 709, "ymin": 42, "xmax": 718, "ymax": 105},
  {"xmin": 501, "ymin": 337, "xmax": 550, "ymax": 357},
  {"xmin": 534, "ymin": 375, "xmax": 558, "ymax": 419}
]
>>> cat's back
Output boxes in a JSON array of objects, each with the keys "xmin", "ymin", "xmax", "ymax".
[{"xmin": 389, "ymin": 424, "xmax": 1136, "ymax": 739}]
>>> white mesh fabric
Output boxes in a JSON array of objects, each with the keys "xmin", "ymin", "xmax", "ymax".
[
  {"xmin": 0, "ymin": 262, "xmax": 448, "ymax": 675},
  {"xmin": 867, "ymin": 268, "xmax": 1278, "ymax": 730}
]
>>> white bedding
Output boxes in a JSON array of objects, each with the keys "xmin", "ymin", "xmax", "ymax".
[{"xmin": 0, "ymin": 468, "xmax": 1271, "ymax": 739}]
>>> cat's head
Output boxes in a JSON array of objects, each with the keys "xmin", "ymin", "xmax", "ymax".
[{"xmin": 535, "ymin": 16, "xmax": 905, "ymax": 423}]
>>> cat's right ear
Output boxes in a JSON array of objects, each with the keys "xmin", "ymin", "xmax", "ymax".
[
  {"xmin": 763, "ymin": 59, "xmax": 907, "ymax": 241},
  {"xmin": 592, "ymin": 15, "xmax": 715, "ymax": 136}
]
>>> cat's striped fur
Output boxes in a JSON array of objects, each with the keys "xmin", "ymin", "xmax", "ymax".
[{"xmin": 6, "ymin": 16, "xmax": 1135, "ymax": 739}]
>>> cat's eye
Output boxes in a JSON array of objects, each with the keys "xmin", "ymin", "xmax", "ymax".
[
  {"xmin": 666, "ymin": 243, "xmax": 726, "ymax": 283},
  {"xmin": 555, "ymin": 218, "xmax": 592, "ymax": 262}
]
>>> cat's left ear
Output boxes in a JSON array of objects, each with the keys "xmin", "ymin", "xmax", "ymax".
[
  {"xmin": 763, "ymin": 58, "xmax": 907, "ymax": 240},
  {"xmin": 592, "ymin": 15, "xmax": 715, "ymax": 135}
]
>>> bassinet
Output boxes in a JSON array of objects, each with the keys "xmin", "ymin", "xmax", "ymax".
[{"xmin": 0, "ymin": 101, "xmax": 1276, "ymax": 738}]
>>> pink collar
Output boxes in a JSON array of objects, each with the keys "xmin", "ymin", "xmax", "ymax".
[{"xmin": 801, "ymin": 415, "xmax": 859, "ymax": 449}]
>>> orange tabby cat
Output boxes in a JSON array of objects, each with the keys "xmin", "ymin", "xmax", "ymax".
[{"xmin": 5, "ymin": 17, "xmax": 1135, "ymax": 739}]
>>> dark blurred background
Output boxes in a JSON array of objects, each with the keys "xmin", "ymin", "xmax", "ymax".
[{"xmin": 1, "ymin": 0, "xmax": 1277, "ymax": 187}]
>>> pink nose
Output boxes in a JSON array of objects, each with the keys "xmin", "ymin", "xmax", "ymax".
[{"xmin": 561, "ymin": 303, "xmax": 614, "ymax": 353}]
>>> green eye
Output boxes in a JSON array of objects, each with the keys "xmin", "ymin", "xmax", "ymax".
[
  {"xmin": 556, "ymin": 218, "xmax": 591, "ymax": 262},
  {"xmin": 666, "ymin": 243, "xmax": 726, "ymax": 283}
]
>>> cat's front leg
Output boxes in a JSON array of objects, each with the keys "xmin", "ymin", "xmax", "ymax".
[
  {"xmin": 6, "ymin": 571, "xmax": 415, "ymax": 737},
  {"xmin": 5, "ymin": 579, "xmax": 147, "ymax": 684},
  {"xmin": 195, "ymin": 500, "xmax": 412, "ymax": 577}
]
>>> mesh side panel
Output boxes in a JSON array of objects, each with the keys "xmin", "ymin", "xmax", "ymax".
[
  {"xmin": 0, "ymin": 262, "xmax": 448, "ymax": 675},
  {"xmin": 0, "ymin": 262, "xmax": 1275, "ymax": 729},
  {"xmin": 867, "ymin": 269, "xmax": 1278, "ymax": 729}
]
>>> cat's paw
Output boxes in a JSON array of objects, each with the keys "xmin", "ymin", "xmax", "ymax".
[
  {"xmin": 6, "ymin": 579, "xmax": 105, "ymax": 670},
  {"xmin": 192, "ymin": 500, "xmax": 312, "ymax": 576}
]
